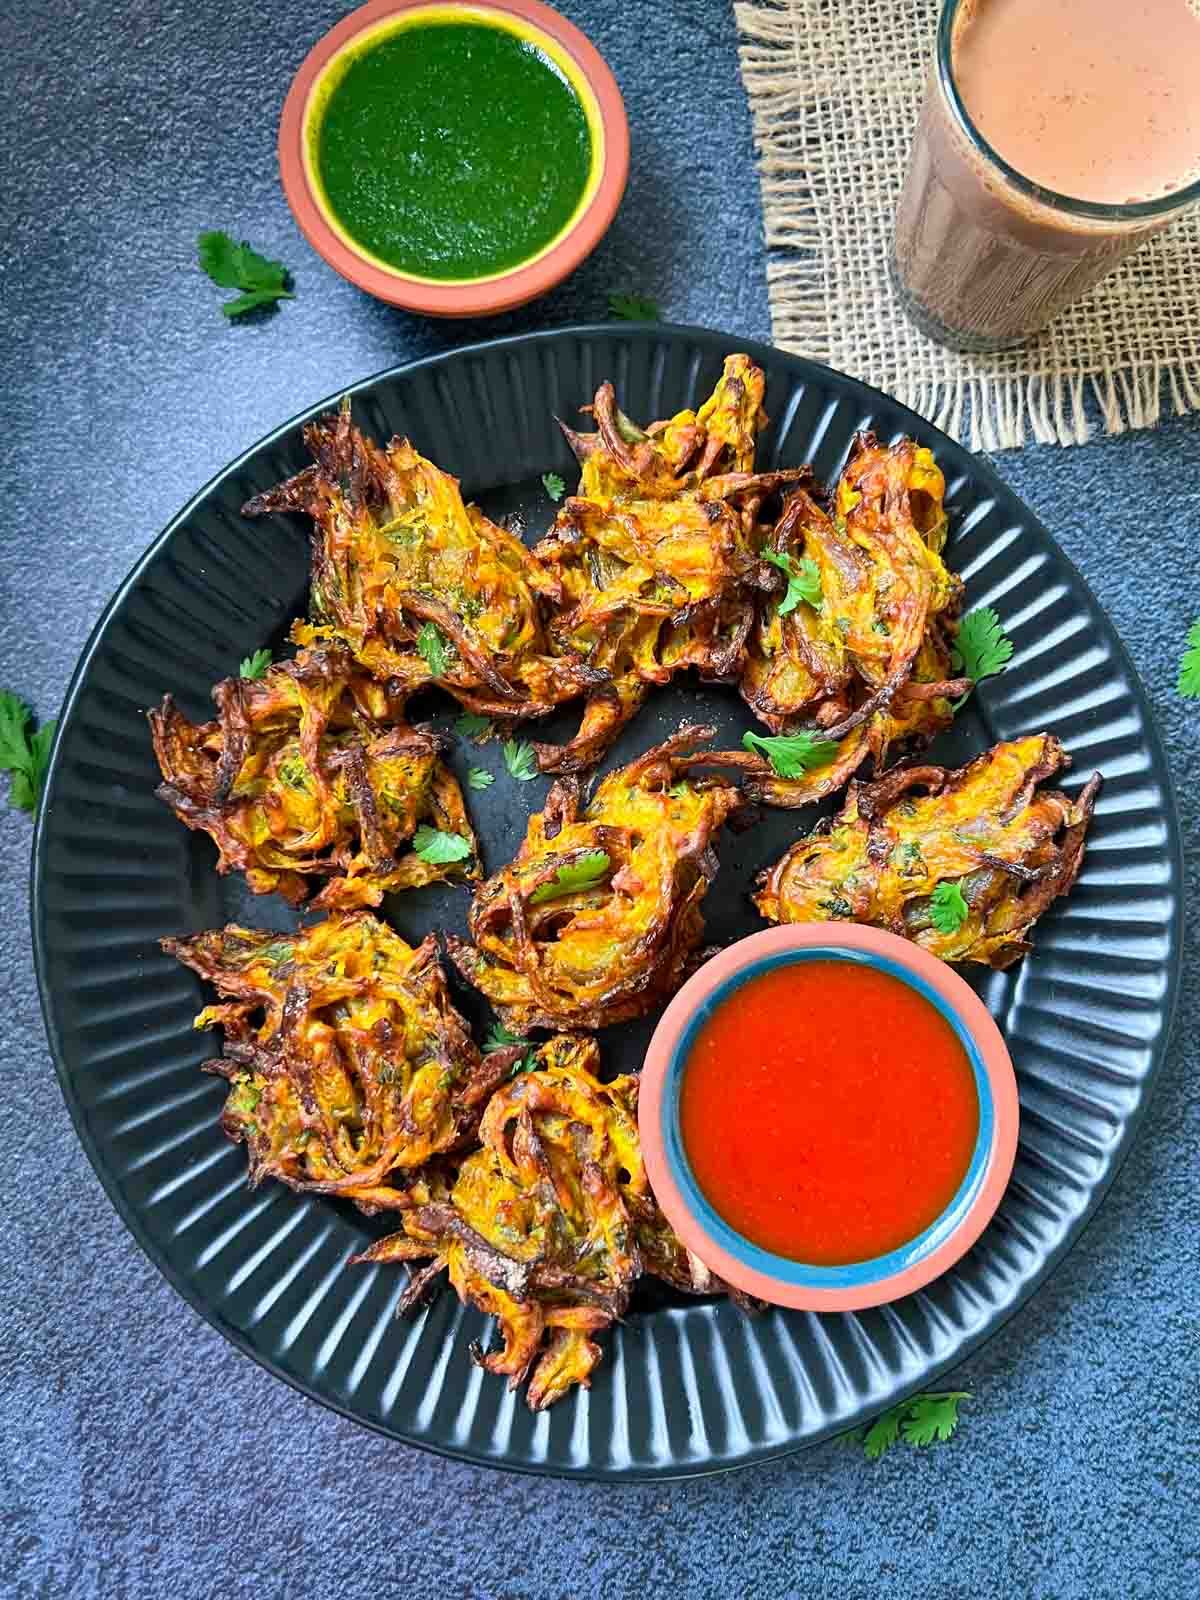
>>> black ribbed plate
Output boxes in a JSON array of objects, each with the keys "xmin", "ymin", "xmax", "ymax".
[{"xmin": 32, "ymin": 326, "xmax": 1182, "ymax": 1479}]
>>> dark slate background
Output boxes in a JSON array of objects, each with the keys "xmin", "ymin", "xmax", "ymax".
[{"xmin": 3, "ymin": 1, "xmax": 1196, "ymax": 1595}]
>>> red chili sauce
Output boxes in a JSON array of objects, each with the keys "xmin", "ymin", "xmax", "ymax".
[{"xmin": 678, "ymin": 960, "xmax": 979, "ymax": 1265}]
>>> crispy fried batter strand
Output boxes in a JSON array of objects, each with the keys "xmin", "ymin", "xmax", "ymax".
[
  {"xmin": 754, "ymin": 734, "xmax": 1101, "ymax": 967},
  {"xmin": 531, "ymin": 355, "xmax": 807, "ymax": 772},
  {"xmin": 353, "ymin": 1035, "xmax": 727, "ymax": 1409},
  {"xmin": 242, "ymin": 398, "xmax": 600, "ymax": 721},
  {"xmin": 736, "ymin": 434, "xmax": 969, "ymax": 806},
  {"xmin": 165, "ymin": 913, "xmax": 505, "ymax": 1211},
  {"xmin": 448, "ymin": 725, "xmax": 744, "ymax": 1031},
  {"xmin": 150, "ymin": 644, "xmax": 478, "ymax": 908}
]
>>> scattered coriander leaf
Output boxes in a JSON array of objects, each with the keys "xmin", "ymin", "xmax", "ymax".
[
  {"xmin": 862, "ymin": 1404, "xmax": 906, "ymax": 1461},
  {"xmin": 0, "ymin": 695, "xmax": 31, "ymax": 772},
  {"xmin": 483, "ymin": 1021, "xmax": 532, "ymax": 1054},
  {"xmin": 8, "ymin": 767, "xmax": 35, "ymax": 813},
  {"xmin": 741, "ymin": 728, "xmax": 839, "ymax": 779},
  {"xmin": 510, "ymin": 1049, "xmax": 539, "ymax": 1077},
  {"xmin": 761, "ymin": 549, "xmax": 822, "ymax": 615},
  {"xmin": 221, "ymin": 288, "xmax": 293, "ymax": 319},
  {"xmin": 529, "ymin": 850, "xmax": 611, "ymax": 905},
  {"xmin": 454, "ymin": 711, "xmax": 493, "ymax": 741},
  {"xmin": 416, "ymin": 622, "xmax": 450, "ymax": 678},
  {"xmin": 411, "ymin": 825, "xmax": 472, "ymax": 865},
  {"xmin": 951, "ymin": 606, "xmax": 1013, "ymax": 708},
  {"xmin": 542, "ymin": 471, "xmax": 566, "ymax": 502},
  {"xmin": 239, "ymin": 647, "xmax": 272, "ymax": 680},
  {"xmin": 899, "ymin": 1392, "xmax": 971, "ymax": 1448},
  {"xmin": 607, "ymin": 290, "xmax": 661, "ymax": 322},
  {"xmin": 858, "ymin": 1392, "xmax": 972, "ymax": 1459},
  {"xmin": 1177, "ymin": 619, "xmax": 1200, "ymax": 698},
  {"xmin": 0, "ymin": 690, "xmax": 57, "ymax": 815},
  {"xmin": 197, "ymin": 230, "xmax": 294, "ymax": 318},
  {"xmin": 928, "ymin": 879, "xmax": 969, "ymax": 935},
  {"xmin": 28, "ymin": 722, "xmax": 56, "ymax": 790},
  {"xmin": 503, "ymin": 739, "xmax": 539, "ymax": 781},
  {"xmin": 466, "ymin": 766, "xmax": 494, "ymax": 791},
  {"xmin": 197, "ymin": 230, "xmax": 245, "ymax": 288}
]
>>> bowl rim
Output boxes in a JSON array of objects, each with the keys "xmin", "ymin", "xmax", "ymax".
[
  {"xmin": 278, "ymin": 0, "xmax": 630, "ymax": 316},
  {"xmin": 639, "ymin": 923, "xmax": 1020, "ymax": 1312}
]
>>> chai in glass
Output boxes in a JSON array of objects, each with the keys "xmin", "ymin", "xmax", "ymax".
[{"xmin": 892, "ymin": 0, "xmax": 1200, "ymax": 350}]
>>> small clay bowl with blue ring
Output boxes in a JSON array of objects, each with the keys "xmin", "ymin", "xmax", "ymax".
[
  {"xmin": 638, "ymin": 923, "xmax": 1020, "ymax": 1313},
  {"xmin": 278, "ymin": 0, "xmax": 629, "ymax": 317}
]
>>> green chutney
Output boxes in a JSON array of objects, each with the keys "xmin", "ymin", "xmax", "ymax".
[{"xmin": 313, "ymin": 19, "xmax": 595, "ymax": 281}]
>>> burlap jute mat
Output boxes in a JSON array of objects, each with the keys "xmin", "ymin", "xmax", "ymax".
[{"xmin": 735, "ymin": 0, "xmax": 1200, "ymax": 449}]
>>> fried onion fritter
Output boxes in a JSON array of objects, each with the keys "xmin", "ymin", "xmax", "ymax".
[
  {"xmin": 754, "ymin": 734, "xmax": 1101, "ymax": 967},
  {"xmin": 150, "ymin": 644, "xmax": 478, "ymax": 909},
  {"xmin": 734, "ymin": 434, "xmax": 970, "ymax": 807},
  {"xmin": 242, "ymin": 399, "xmax": 601, "ymax": 722},
  {"xmin": 352, "ymin": 1035, "xmax": 729, "ymax": 1409},
  {"xmin": 447, "ymin": 725, "xmax": 744, "ymax": 1031},
  {"xmin": 530, "ymin": 355, "xmax": 809, "ymax": 772},
  {"xmin": 165, "ymin": 912, "xmax": 507, "ymax": 1211}
]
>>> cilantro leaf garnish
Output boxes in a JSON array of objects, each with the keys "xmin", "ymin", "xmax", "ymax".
[
  {"xmin": 454, "ymin": 711, "xmax": 493, "ymax": 741},
  {"xmin": 857, "ymin": 1392, "xmax": 971, "ymax": 1460},
  {"xmin": 0, "ymin": 691, "xmax": 56, "ymax": 815},
  {"xmin": 928, "ymin": 879, "xmax": 969, "ymax": 934},
  {"xmin": 239, "ymin": 648, "xmax": 272, "ymax": 680},
  {"xmin": 483, "ymin": 1021, "xmax": 532, "ymax": 1054},
  {"xmin": 529, "ymin": 850, "xmax": 611, "ymax": 905},
  {"xmin": 503, "ymin": 739, "xmax": 539, "ymax": 781},
  {"xmin": 416, "ymin": 622, "xmax": 450, "ymax": 678},
  {"xmin": 466, "ymin": 766, "xmax": 494, "ymax": 791},
  {"xmin": 901, "ymin": 1392, "xmax": 972, "ymax": 1447},
  {"xmin": 607, "ymin": 291, "xmax": 661, "ymax": 322},
  {"xmin": 542, "ymin": 471, "xmax": 566, "ymax": 503},
  {"xmin": 861, "ymin": 1405, "xmax": 905, "ymax": 1461},
  {"xmin": 951, "ymin": 606, "xmax": 1013, "ymax": 707},
  {"xmin": 411, "ymin": 825, "xmax": 471, "ymax": 865},
  {"xmin": 762, "ymin": 550, "xmax": 822, "ymax": 615},
  {"xmin": 1177, "ymin": 619, "xmax": 1200, "ymax": 697},
  {"xmin": 510, "ymin": 1049, "xmax": 539, "ymax": 1078},
  {"xmin": 741, "ymin": 728, "xmax": 839, "ymax": 779},
  {"xmin": 197, "ymin": 231, "xmax": 294, "ymax": 318}
]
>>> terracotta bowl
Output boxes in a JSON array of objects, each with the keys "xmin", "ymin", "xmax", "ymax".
[
  {"xmin": 278, "ymin": 0, "xmax": 629, "ymax": 316},
  {"xmin": 639, "ymin": 924, "xmax": 1020, "ymax": 1313}
]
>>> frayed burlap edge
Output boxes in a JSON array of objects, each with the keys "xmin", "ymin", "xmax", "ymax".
[{"xmin": 737, "ymin": 0, "xmax": 1200, "ymax": 450}]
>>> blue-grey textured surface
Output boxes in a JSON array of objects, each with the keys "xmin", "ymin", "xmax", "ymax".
[{"xmin": 1, "ymin": 1, "xmax": 1195, "ymax": 1595}]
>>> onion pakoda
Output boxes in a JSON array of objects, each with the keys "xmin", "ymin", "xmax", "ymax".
[
  {"xmin": 353, "ymin": 1035, "xmax": 729, "ymax": 1409},
  {"xmin": 165, "ymin": 912, "xmax": 507, "ymax": 1212},
  {"xmin": 448, "ymin": 725, "xmax": 744, "ymax": 1031},
  {"xmin": 735, "ymin": 434, "xmax": 970, "ymax": 807},
  {"xmin": 754, "ymin": 734, "xmax": 1101, "ymax": 967},
  {"xmin": 150, "ymin": 644, "xmax": 477, "ymax": 909},
  {"xmin": 243, "ymin": 398, "xmax": 600, "ymax": 722},
  {"xmin": 531, "ymin": 355, "xmax": 808, "ymax": 772}
]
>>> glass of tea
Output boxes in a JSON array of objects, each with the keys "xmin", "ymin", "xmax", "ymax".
[{"xmin": 892, "ymin": 0, "xmax": 1200, "ymax": 351}]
